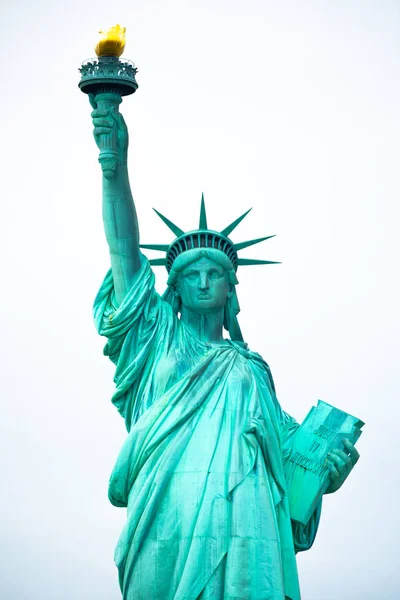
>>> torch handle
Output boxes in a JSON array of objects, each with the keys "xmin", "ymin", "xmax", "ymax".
[{"xmin": 94, "ymin": 92, "xmax": 122, "ymax": 180}]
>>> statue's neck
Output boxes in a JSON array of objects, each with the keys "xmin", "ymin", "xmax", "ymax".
[{"xmin": 180, "ymin": 306, "xmax": 224, "ymax": 343}]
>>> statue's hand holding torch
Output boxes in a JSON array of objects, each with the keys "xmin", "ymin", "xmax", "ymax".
[
  {"xmin": 90, "ymin": 95, "xmax": 129, "ymax": 174},
  {"xmin": 78, "ymin": 25, "xmax": 138, "ymax": 179}
]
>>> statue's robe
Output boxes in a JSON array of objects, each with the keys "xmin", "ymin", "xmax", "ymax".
[{"xmin": 94, "ymin": 258, "xmax": 321, "ymax": 600}]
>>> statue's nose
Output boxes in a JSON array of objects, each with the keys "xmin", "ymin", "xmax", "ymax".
[{"xmin": 199, "ymin": 273, "xmax": 209, "ymax": 289}]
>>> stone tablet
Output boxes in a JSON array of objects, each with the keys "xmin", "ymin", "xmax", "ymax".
[{"xmin": 284, "ymin": 400, "xmax": 364, "ymax": 525}]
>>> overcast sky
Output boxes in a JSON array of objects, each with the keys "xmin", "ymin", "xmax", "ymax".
[{"xmin": 1, "ymin": 1, "xmax": 399, "ymax": 598}]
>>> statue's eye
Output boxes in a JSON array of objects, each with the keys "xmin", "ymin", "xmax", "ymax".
[
  {"xmin": 209, "ymin": 270, "xmax": 222, "ymax": 280},
  {"xmin": 184, "ymin": 271, "xmax": 198, "ymax": 281}
]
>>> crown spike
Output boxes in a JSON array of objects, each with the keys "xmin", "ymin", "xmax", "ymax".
[
  {"xmin": 140, "ymin": 244, "xmax": 170, "ymax": 251},
  {"xmin": 237, "ymin": 259, "xmax": 281, "ymax": 266},
  {"xmin": 153, "ymin": 209, "xmax": 184, "ymax": 237},
  {"xmin": 199, "ymin": 192, "xmax": 208, "ymax": 229},
  {"xmin": 220, "ymin": 208, "xmax": 252, "ymax": 237},
  {"xmin": 149, "ymin": 258, "xmax": 167, "ymax": 266},
  {"xmin": 236, "ymin": 235, "xmax": 276, "ymax": 251}
]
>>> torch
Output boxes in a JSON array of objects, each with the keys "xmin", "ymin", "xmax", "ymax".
[{"xmin": 78, "ymin": 25, "xmax": 138, "ymax": 179}]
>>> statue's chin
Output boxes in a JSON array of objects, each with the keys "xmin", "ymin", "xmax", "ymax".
[{"xmin": 182, "ymin": 301, "xmax": 224, "ymax": 317}]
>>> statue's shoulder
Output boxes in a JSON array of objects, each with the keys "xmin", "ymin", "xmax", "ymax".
[
  {"xmin": 227, "ymin": 340, "xmax": 277, "ymax": 393},
  {"xmin": 226, "ymin": 339, "xmax": 265, "ymax": 363}
]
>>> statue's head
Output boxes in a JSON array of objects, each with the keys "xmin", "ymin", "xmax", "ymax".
[
  {"xmin": 167, "ymin": 248, "xmax": 238, "ymax": 316},
  {"xmin": 142, "ymin": 194, "xmax": 279, "ymax": 341}
]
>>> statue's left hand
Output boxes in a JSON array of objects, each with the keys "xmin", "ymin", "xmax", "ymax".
[{"xmin": 324, "ymin": 439, "xmax": 360, "ymax": 494}]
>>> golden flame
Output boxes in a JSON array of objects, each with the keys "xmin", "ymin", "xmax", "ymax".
[{"xmin": 95, "ymin": 24, "xmax": 126, "ymax": 57}]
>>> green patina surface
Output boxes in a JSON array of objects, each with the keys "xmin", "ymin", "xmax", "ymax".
[{"xmin": 80, "ymin": 52, "xmax": 362, "ymax": 599}]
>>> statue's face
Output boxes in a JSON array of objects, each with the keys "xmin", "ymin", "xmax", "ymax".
[{"xmin": 178, "ymin": 257, "xmax": 232, "ymax": 315}]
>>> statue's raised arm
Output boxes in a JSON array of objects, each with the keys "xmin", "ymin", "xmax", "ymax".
[{"xmin": 90, "ymin": 94, "xmax": 141, "ymax": 305}]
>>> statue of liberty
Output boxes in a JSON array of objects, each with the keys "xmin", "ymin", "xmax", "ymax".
[{"xmin": 89, "ymin": 89, "xmax": 360, "ymax": 600}]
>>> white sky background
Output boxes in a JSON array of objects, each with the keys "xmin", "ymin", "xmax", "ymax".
[{"xmin": 1, "ymin": 0, "xmax": 399, "ymax": 598}]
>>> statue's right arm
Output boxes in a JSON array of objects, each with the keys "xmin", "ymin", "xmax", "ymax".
[{"xmin": 91, "ymin": 101, "xmax": 141, "ymax": 306}]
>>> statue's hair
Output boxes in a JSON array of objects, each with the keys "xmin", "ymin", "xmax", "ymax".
[{"xmin": 167, "ymin": 248, "xmax": 239, "ymax": 288}]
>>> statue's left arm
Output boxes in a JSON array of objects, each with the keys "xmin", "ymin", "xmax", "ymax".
[
  {"xmin": 279, "ymin": 409, "xmax": 360, "ymax": 552},
  {"xmin": 279, "ymin": 414, "xmax": 323, "ymax": 553}
]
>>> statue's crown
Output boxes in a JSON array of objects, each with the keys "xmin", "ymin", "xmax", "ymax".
[{"xmin": 140, "ymin": 194, "xmax": 279, "ymax": 272}]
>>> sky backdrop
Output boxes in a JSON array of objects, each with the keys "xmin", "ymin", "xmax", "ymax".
[{"xmin": 1, "ymin": 1, "xmax": 399, "ymax": 598}]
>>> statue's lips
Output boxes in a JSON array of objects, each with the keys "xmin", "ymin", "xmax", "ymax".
[{"xmin": 197, "ymin": 294, "xmax": 212, "ymax": 299}]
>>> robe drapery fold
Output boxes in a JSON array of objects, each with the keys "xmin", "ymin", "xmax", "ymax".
[{"xmin": 94, "ymin": 258, "xmax": 321, "ymax": 600}]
